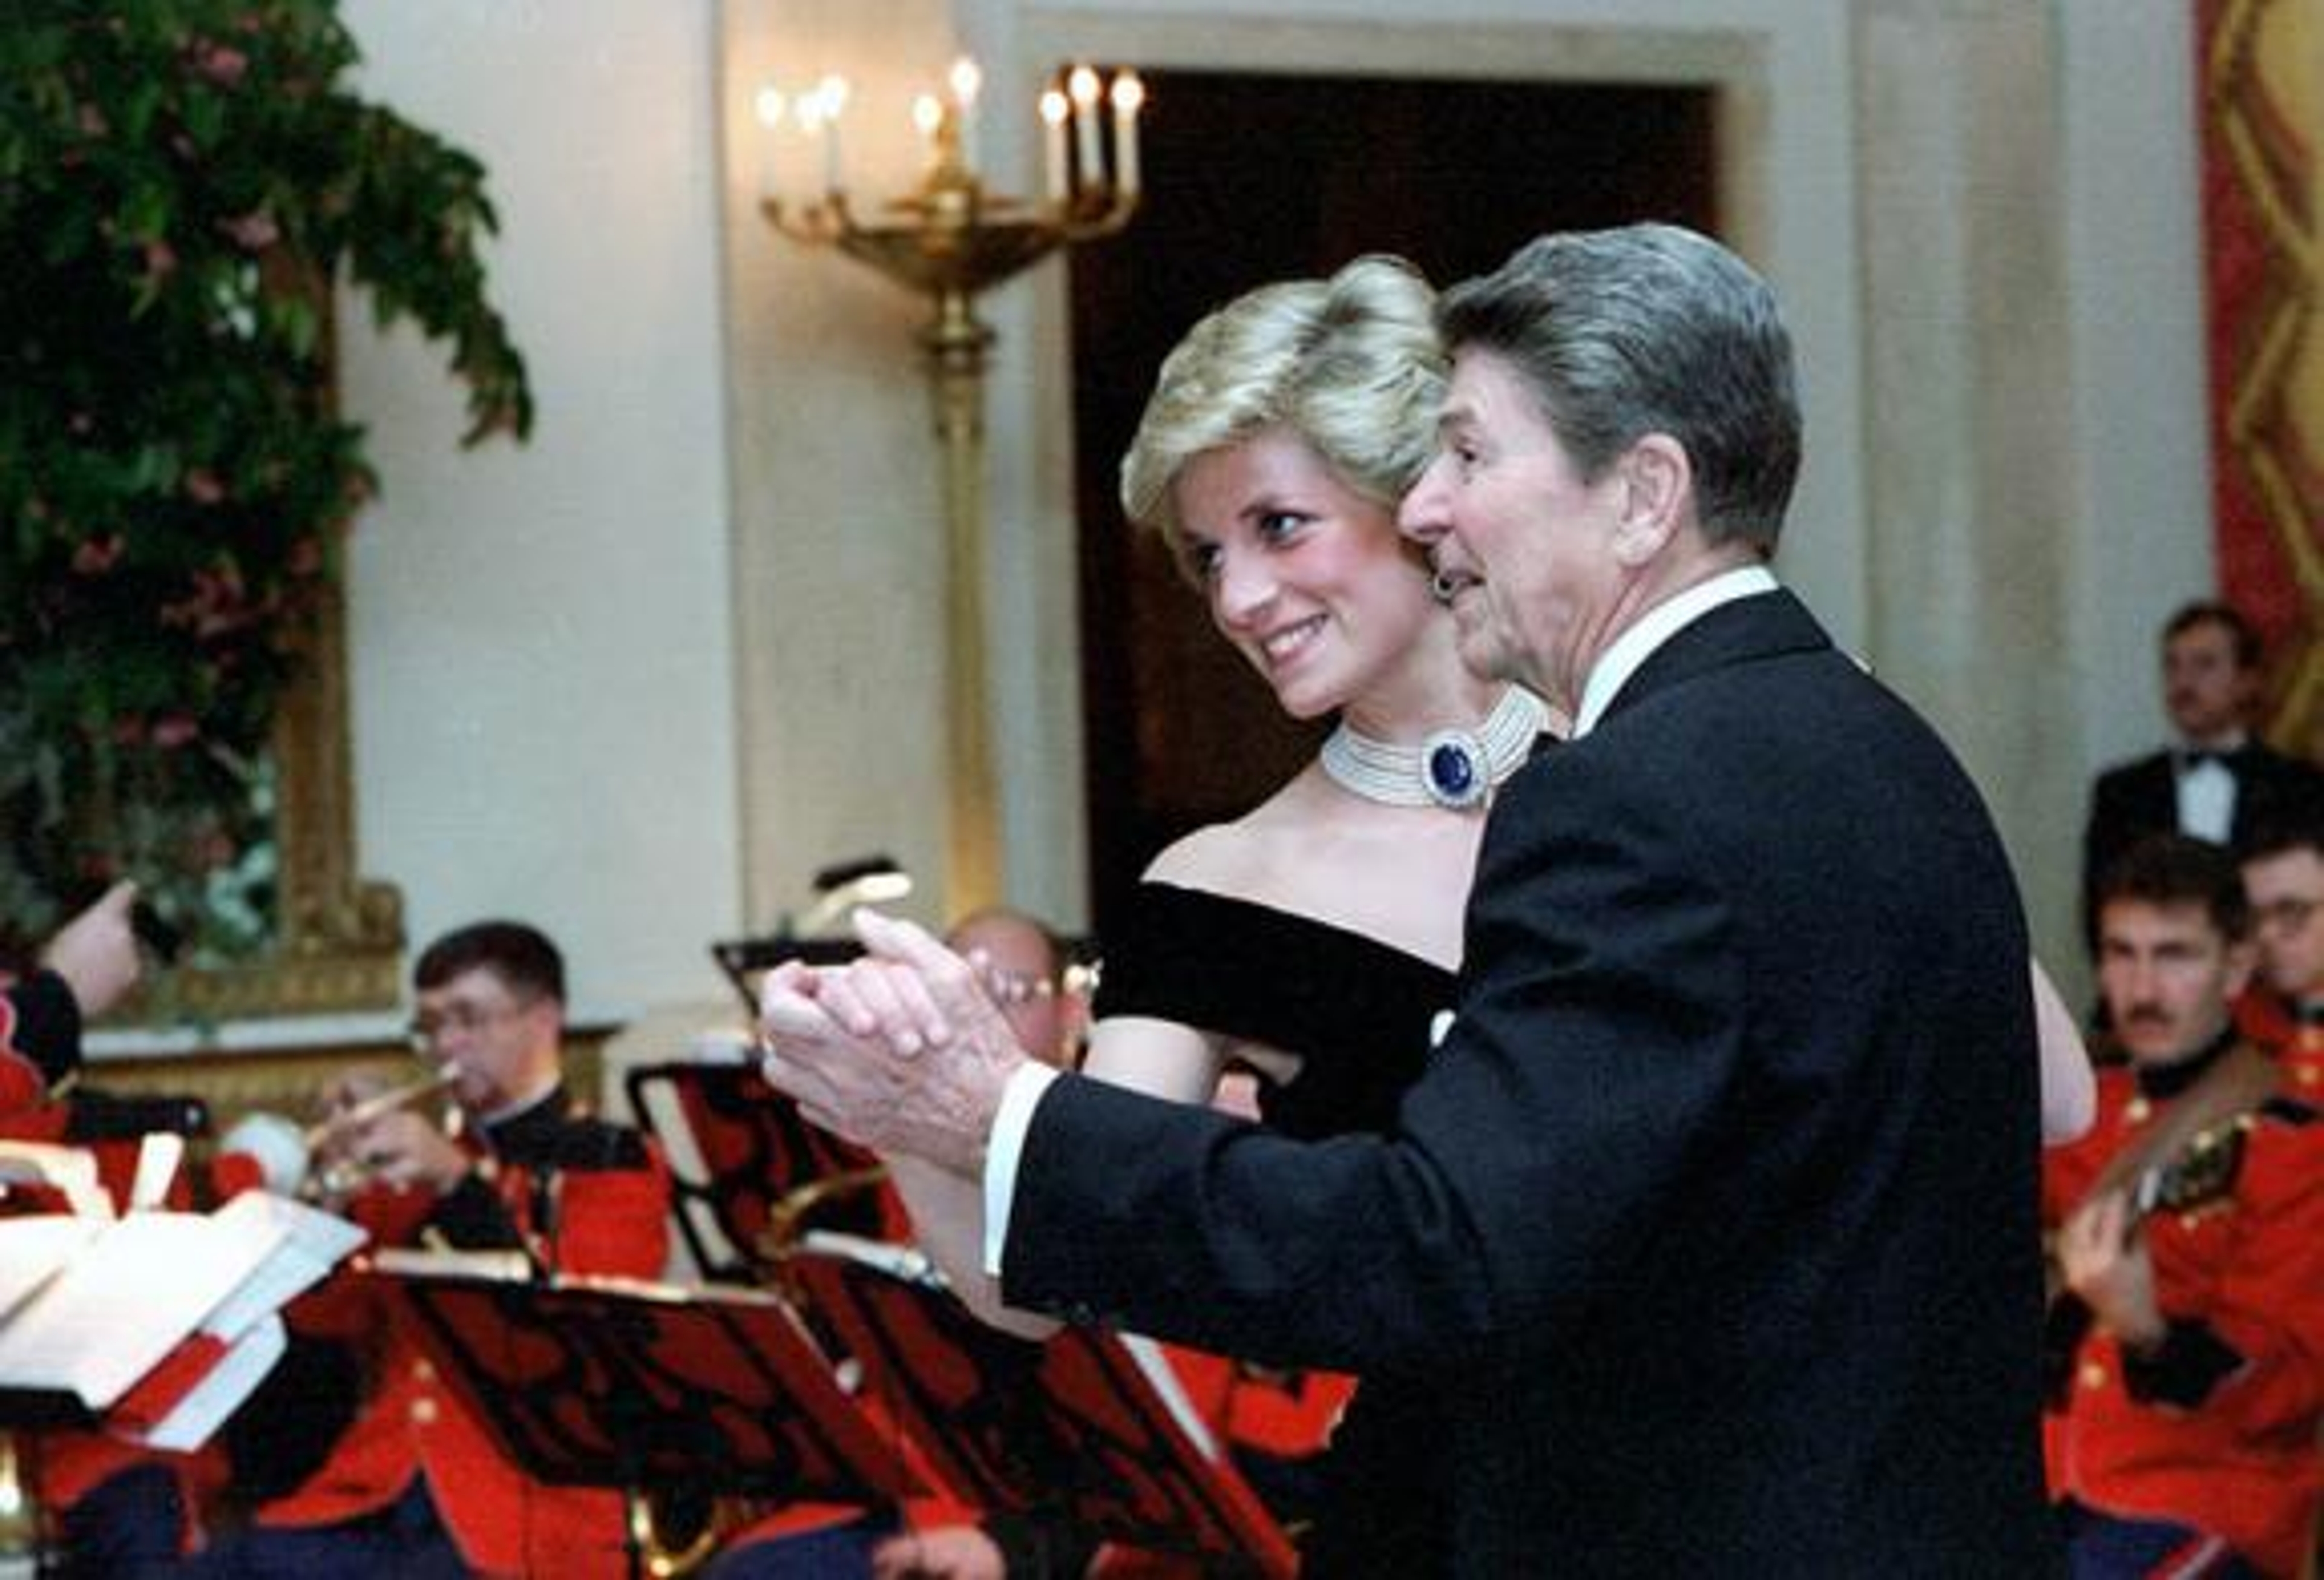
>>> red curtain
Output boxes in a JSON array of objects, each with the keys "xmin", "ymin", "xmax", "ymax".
[{"xmin": 2194, "ymin": 0, "xmax": 2324, "ymax": 745}]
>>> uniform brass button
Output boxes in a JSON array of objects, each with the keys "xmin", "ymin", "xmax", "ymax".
[
  {"xmin": 2125, "ymin": 1098, "xmax": 2150, "ymax": 1125},
  {"xmin": 413, "ymin": 1359, "xmax": 436, "ymax": 1383},
  {"xmin": 2079, "ymin": 1362, "xmax": 2107, "ymax": 1391},
  {"xmin": 411, "ymin": 1397, "xmax": 439, "ymax": 1424}
]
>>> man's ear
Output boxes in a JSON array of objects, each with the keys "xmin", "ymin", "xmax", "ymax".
[{"xmin": 1610, "ymin": 433, "xmax": 1690, "ymax": 568}]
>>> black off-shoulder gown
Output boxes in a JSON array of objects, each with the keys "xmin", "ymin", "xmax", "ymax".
[{"xmin": 1092, "ymin": 881, "xmax": 1459, "ymax": 1578}]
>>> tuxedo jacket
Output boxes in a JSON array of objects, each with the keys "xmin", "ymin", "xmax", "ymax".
[
  {"xmin": 1003, "ymin": 590, "xmax": 2055, "ymax": 1576},
  {"xmin": 2081, "ymin": 742, "xmax": 2324, "ymax": 945}
]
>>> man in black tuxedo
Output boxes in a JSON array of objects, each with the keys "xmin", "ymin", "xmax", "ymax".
[
  {"xmin": 760, "ymin": 225, "xmax": 2054, "ymax": 1575},
  {"xmin": 2082, "ymin": 600, "xmax": 2324, "ymax": 949}
]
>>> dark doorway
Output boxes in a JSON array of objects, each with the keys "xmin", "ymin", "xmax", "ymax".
[{"xmin": 1068, "ymin": 69, "xmax": 1718, "ymax": 936}]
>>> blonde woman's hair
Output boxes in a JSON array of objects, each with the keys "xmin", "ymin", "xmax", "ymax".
[{"xmin": 1118, "ymin": 255, "xmax": 1445, "ymax": 561}]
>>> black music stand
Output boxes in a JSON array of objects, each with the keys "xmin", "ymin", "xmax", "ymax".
[
  {"xmin": 709, "ymin": 935, "xmax": 863, "ymax": 1018},
  {"xmin": 384, "ymin": 1261, "xmax": 922, "ymax": 1580},
  {"xmin": 623, "ymin": 1061, "xmax": 886, "ymax": 1285},
  {"xmin": 785, "ymin": 1235, "xmax": 1297, "ymax": 1578}
]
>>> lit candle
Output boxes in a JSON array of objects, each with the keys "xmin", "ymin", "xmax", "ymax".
[
  {"xmin": 1068, "ymin": 65, "xmax": 1103, "ymax": 192},
  {"xmin": 948, "ymin": 56, "xmax": 982, "ymax": 174},
  {"xmin": 913, "ymin": 91, "xmax": 944, "ymax": 171},
  {"xmin": 795, "ymin": 94, "xmax": 828, "ymax": 198},
  {"xmin": 816, "ymin": 74, "xmax": 850, "ymax": 195},
  {"xmin": 752, "ymin": 85, "xmax": 789, "ymax": 204},
  {"xmin": 1039, "ymin": 88, "xmax": 1070, "ymax": 203},
  {"xmin": 1109, "ymin": 71, "xmax": 1144, "ymax": 198}
]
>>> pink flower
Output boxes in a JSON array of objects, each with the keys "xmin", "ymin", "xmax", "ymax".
[
  {"xmin": 184, "ymin": 468, "xmax": 226, "ymax": 504},
  {"xmin": 160, "ymin": 562, "xmax": 254, "ymax": 638},
  {"xmin": 71, "ymin": 535, "xmax": 125, "ymax": 575},
  {"xmin": 143, "ymin": 238, "xmax": 177, "ymax": 281},
  {"xmin": 152, "ymin": 715, "xmax": 201, "ymax": 750},
  {"xmin": 192, "ymin": 41, "xmax": 249, "ymax": 87},
  {"xmin": 222, "ymin": 211, "xmax": 278, "ymax": 251},
  {"xmin": 76, "ymin": 103, "xmax": 108, "ymax": 137}
]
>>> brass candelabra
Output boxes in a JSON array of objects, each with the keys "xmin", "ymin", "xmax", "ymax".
[{"xmin": 760, "ymin": 62, "xmax": 1143, "ymax": 914}]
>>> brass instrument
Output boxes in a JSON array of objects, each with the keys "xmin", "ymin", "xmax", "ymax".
[
  {"xmin": 219, "ymin": 1066, "xmax": 461, "ymax": 1203},
  {"xmin": 0, "ymin": 1431, "xmax": 39, "ymax": 1559}
]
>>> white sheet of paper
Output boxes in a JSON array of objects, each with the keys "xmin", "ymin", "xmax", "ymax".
[
  {"xmin": 123, "ymin": 1313, "xmax": 290, "ymax": 1454},
  {"xmin": 0, "ymin": 1208, "xmax": 286, "ymax": 1408}
]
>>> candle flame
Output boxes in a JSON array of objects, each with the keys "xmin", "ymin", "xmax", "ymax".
[
  {"xmin": 1067, "ymin": 64, "xmax": 1101, "ymax": 110},
  {"xmin": 948, "ymin": 56, "xmax": 982, "ymax": 110},
  {"xmin": 1110, "ymin": 73, "xmax": 1144, "ymax": 115},
  {"xmin": 1039, "ymin": 88, "xmax": 1070, "ymax": 126}
]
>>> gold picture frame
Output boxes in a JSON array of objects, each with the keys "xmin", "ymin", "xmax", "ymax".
[{"xmin": 160, "ymin": 582, "xmax": 405, "ymax": 1023}]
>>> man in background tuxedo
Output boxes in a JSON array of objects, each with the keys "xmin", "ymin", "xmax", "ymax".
[
  {"xmin": 760, "ymin": 223, "xmax": 2054, "ymax": 1575},
  {"xmin": 2082, "ymin": 600, "xmax": 2324, "ymax": 951}
]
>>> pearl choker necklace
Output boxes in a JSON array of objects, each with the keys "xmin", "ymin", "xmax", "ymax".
[{"xmin": 1319, "ymin": 687, "xmax": 1549, "ymax": 810}]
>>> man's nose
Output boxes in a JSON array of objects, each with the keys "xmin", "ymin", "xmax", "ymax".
[{"xmin": 1398, "ymin": 456, "xmax": 1449, "ymax": 545}]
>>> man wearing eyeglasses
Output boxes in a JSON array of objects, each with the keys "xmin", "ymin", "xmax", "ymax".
[
  {"xmin": 2239, "ymin": 815, "xmax": 2324, "ymax": 1097},
  {"xmin": 215, "ymin": 920, "xmax": 671, "ymax": 1579}
]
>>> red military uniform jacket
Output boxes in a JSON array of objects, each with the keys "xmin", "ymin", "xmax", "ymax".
[
  {"xmin": 251, "ymin": 1083, "xmax": 671, "ymax": 1576},
  {"xmin": 0, "ymin": 971, "xmax": 80, "ymax": 1122},
  {"xmin": 2043, "ymin": 1047, "xmax": 2324, "ymax": 1576},
  {"xmin": 2238, "ymin": 989, "xmax": 2324, "ymax": 1099}
]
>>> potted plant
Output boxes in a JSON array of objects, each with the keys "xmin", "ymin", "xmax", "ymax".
[{"xmin": 0, "ymin": 0, "xmax": 532, "ymax": 974}]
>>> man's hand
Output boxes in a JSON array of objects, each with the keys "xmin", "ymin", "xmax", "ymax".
[
  {"xmin": 2057, "ymin": 1189, "xmax": 2166, "ymax": 1352},
  {"xmin": 343, "ymin": 1109, "xmax": 470, "ymax": 1194},
  {"xmin": 757, "ymin": 910, "xmax": 1031, "ymax": 1176},
  {"xmin": 39, "ymin": 880, "xmax": 142, "ymax": 1020}
]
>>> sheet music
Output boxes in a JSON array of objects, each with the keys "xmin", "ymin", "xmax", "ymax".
[
  {"xmin": 0, "ymin": 1206, "xmax": 287, "ymax": 1408},
  {"xmin": 0, "ymin": 1216, "xmax": 107, "ymax": 1326},
  {"xmin": 0, "ymin": 1139, "xmax": 110, "ymax": 1219},
  {"xmin": 1119, "ymin": 1331, "xmax": 1222, "ymax": 1461},
  {"xmin": 201, "ymin": 1193, "xmax": 368, "ymax": 1341},
  {"xmin": 128, "ymin": 1313, "xmax": 289, "ymax": 1454}
]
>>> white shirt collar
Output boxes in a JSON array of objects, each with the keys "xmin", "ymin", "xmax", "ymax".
[{"xmin": 1572, "ymin": 564, "xmax": 1781, "ymax": 738}]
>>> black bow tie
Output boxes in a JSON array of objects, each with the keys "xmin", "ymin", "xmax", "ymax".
[{"xmin": 2180, "ymin": 748, "xmax": 2236, "ymax": 772}]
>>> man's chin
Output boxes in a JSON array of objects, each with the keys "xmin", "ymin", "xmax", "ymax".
[{"xmin": 1453, "ymin": 623, "xmax": 1515, "ymax": 685}]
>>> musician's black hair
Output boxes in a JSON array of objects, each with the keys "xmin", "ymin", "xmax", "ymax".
[
  {"xmin": 414, "ymin": 919, "xmax": 566, "ymax": 1004},
  {"xmin": 2095, "ymin": 834, "xmax": 2251, "ymax": 943}
]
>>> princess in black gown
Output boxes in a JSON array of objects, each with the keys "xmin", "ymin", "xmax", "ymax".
[{"xmin": 880, "ymin": 257, "xmax": 1547, "ymax": 1575}]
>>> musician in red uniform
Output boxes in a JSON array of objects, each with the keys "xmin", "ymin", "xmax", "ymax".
[
  {"xmin": 202, "ymin": 920, "xmax": 671, "ymax": 1578},
  {"xmin": 2046, "ymin": 836, "xmax": 2324, "ymax": 1578},
  {"xmin": 2238, "ymin": 813, "xmax": 2324, "ymax": 1094}
]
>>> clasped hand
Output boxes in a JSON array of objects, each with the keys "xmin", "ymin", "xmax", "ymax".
[{"xmin": 757, "ymin": 911, "xmax": 1029, "ymax": 1177}]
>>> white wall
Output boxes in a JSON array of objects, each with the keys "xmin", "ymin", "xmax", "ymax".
[
  {"xmin": 336, "ymin": 0, "xmax": 741, "ymax": 1016},
  {"xmin": 2058, "ymin": 0, "xmax": 2215, "ymax": 772}
]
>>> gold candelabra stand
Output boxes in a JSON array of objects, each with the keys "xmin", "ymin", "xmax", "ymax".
[{"xmin": 760, "ymin": 64, "xmax": 1142, "ymax": 915}]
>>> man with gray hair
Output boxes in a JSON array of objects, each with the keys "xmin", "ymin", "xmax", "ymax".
[{"xmin": 761, "ymin": 225, "xmax": 2053, "ymax": 1574}]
